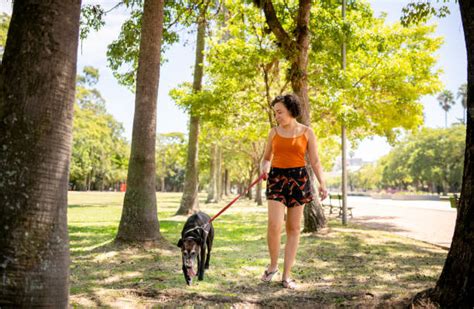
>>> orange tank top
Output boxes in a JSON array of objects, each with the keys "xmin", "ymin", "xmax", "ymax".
[{"xmin": 271, "ymin": 128, "xmax": 308, "ymax": 168}]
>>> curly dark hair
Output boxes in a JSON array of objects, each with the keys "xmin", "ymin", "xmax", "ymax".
[{"xmin": 271, "ymin": 94, "xmax": 302, "ymax": 118}]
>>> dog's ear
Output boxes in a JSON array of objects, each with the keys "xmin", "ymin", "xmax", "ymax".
[{"xmin": 177, "ymin": 238, "xmax": 183, "ymax": 248}]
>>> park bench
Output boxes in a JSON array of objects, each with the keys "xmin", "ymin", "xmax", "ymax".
[{"xmin": 323, "ymin": 193, "xmax": 353, "ymax": 218}]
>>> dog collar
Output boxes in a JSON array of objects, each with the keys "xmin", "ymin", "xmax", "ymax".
[{"xmin": 183, "ymin": 224, "xmax": 210, "ymax": 237}]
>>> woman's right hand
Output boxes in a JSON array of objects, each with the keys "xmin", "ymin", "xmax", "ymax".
[
  {"xmin": 318, "ymin": 185, "xmax": 328, "ymax": 201},
  {"xmin": 261, "ymin": 160, "xmax": 271, "ymax": 180}
]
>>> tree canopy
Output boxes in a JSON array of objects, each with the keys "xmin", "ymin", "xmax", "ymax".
[{"xmin": 70, "ymin": 67, "xmax": 130, "ymax": 191}]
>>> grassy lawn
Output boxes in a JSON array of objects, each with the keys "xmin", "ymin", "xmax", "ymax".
[{"xmin": 68, "ymin": 192, "xmax": 447, "ymax": 308}]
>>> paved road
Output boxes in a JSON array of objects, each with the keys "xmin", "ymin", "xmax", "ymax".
[{"xmin": 336, "ymin": 196, "xmax": 457, "ymax": 249}]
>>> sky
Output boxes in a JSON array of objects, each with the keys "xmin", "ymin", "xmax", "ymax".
[{"xmin": 0, "ymin": 1, "xmax": 467, "ymax": 162}]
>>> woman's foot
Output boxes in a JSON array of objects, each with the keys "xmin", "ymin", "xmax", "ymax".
[
  {"xmin": 261, "ymin": 265, "xmax": 278, "ymax": 282},
  {"xmin": 282, "ymin": 278, "xmax": 297, "ymax": 289}
]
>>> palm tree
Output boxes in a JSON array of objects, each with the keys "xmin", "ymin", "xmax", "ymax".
[
  {"xmin": 457, "ymin": 83, "xmax": 467, "ymax": 124},
  {"xmin": 437, "ymin": 89, "xmax": 456, "ymax": 128},
  {"xmin": 116, "ymin": 0, "xmax": 164, "ymax": 243},
  {"xmin": 0, "ymin": 1, "xmax": 81, "ymax": 306}
]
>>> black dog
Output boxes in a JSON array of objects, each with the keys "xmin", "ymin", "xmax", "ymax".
[{"xmin": 177, "ymin": 212, "xmax": 214, "ymax": 285}]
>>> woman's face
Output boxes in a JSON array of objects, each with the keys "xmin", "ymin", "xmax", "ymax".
[{"xmin": 273, "ymin": 102, "xmax": 293, "ymax": 125}]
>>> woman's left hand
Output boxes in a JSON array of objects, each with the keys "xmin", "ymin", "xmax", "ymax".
[{"xmin": 318, "ymin": 185, "xmax": 328, "ymax": 201}]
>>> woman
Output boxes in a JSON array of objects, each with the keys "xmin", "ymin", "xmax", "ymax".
[{"xmin": 260, "ymin": 94, "xmax": 328, "ymax": 289}]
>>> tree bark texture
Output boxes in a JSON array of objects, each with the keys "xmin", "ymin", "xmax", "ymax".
[
  {"xmin": 116, "ymin": 0, "xmax": 164, "ymax": 243},
  {"xmin": 216, "ymin": 145, "xmax": 223, "ymax": 202},
  {"xmin": 206, "ymin": 143, "xmax": 217, "ymax": 203},
  {"xmin": 224, "ymin": 169, "xmax": 230, "ymax": 196},
  {"xmin": 0, "ymin": 0, "xmax": 81, "ymax": 306}
]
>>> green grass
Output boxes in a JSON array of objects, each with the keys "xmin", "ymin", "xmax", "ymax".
[{"xmin": 68, "ymin": 192, "xmax": 447, "ymax": 307}]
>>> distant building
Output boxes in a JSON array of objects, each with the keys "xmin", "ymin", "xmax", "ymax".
[{"xmin": 327, "ymin": 157, "xmax": 373, "ymax": 178}]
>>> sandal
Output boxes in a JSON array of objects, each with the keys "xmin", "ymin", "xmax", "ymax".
[
  {"xmin": 282, "ymin": 278, "xmax": 297, "ymax": 289},
  {"xmin": 261, "ymin": 265, "xmax": 278, "ymax": 282}
]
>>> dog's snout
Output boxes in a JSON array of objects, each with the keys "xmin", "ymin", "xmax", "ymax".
[
  {"xmin": 183, "ymin": 251, "xmax": 196, "ymax": 266},
  {"xmin": 183, "ymin": 250, "xmax": 196, "ymax": 256}
]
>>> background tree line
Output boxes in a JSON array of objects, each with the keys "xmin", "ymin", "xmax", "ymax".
[
  {"xmin": 69, "ymin": 66, "xmax": 188, "ymax": 192},
  {"xmin": 327, "ymin": 125, "xmax": 465, "ymax": 194}
]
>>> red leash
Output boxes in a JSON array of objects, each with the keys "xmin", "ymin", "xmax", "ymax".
[{"xmin": 208, "ymin": 173, "xmax": 265, "ymax": 224}]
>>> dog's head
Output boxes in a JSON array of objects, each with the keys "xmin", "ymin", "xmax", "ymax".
[{"xmin": 177, "ymin": 237, "xmax": 201, "ymax": 279}]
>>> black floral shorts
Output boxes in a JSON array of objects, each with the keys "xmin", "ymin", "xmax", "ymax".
[{"xmin": 265, "ymin": 166, "xmax": 314, "ymax": 208}]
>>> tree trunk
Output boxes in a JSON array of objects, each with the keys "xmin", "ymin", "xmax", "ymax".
[
  {"xmin": 216, "ymin": 145, "xmax": 223, "ymax": 202},
  {"xmin": 247, "ymin": 170, "xmax": 254, "ymax": 200},
  {"xmin": 116, "ymin": 0, "xmax": 164, "ymax": 243},
  {"xmin": 255, "ymin": 171, "xmax": 263, "ymax": 205},
  {"xmin": 442, "ymin": 180, "xmax": 449, "ymax": 196},
  {"xmin": 161, "ymin": 156, "xmax": 166, "ymax": 192},
  {"xmin": 436, "ymin": 0, "xmax": 474, "ymax": 303},
  {"xmin": 303, "ymin": 196, "xmax": 327, "ymax": 233},
  {"xmin": 206, "ymin": 143, "xmax": 217, "ymax": 203},
  {"xmin": 263, "ymin": 62, "xmax": 276, "ymax": 127},
  {"xmin": 177, "ymin": 114, "xmax": 200, "ymax": 215},
  {"xmin": 257, "ymin": 0, "xmax": 326, "ymax": 232},
  {"xmin": 255, "ymin": 160, "xmax": 263, "ymax": 205},
  {"xmin": 302, "ymin": 167, "xmax": 327, "ymax": 232},
  {"xmin": 87, "ymin": 172, "xmax": 91, "ymax": 191},
  {"xmin": 0, "ymin": 0, "xmax": 81, "ymax": 306},
  {"xmin": 224, "ymin": 168, "xmax": 230, "ymax": 196},
  {"xmin": 413, "ymin": 1, "xmax": 474, "ymax": 307},
  {"xmin": 291, "ymin": 0, "xmax": 327, "ymax": 232},
  {"xmin": 176, "ymin": 6, "xmax": 206, "ymax": 215}
]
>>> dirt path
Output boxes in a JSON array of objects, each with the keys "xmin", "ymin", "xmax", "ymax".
[{"xmin": 341, "ymin": 196, "xmax": 456, "ymax": 249}]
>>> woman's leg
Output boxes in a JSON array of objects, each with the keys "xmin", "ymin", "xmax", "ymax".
[
  {"xmin": 282, "ymin": 204, "xmax": 304, "ymax": 280},
  {"xmin": 267, "ymin": 200, "xmax": 285, "ymax": 271}
]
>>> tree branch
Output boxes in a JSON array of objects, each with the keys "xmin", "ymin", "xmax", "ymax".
[
  {"xmin": 295, "ymin": 0, "xmax": 311, "ymax": 47},
  {"xmin": 259, "ymin": 0, "xmax": 295, "ymax": 53},
  {"xmin": 352, "ymin": 57, "xmax": 384, "ymax": 88}
]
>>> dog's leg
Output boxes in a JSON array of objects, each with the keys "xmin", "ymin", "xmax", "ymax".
[
  {"xmin": 198, "ymin": 242, "xmax": 206, "ymax": 280},
  {"xmin": 205, "ymin": 230, "xmax": 213, "ymax": 269},
  {"xmin": 182, "ymin": 264, "xmax": 191, "ymax": 285},
  {"xmin": 204, "ymin": 249, "xmax": 210, "ymax": 269},
  {"xmin": 197, "ymin": 252, "xmax": 202, "ymax": 280}
]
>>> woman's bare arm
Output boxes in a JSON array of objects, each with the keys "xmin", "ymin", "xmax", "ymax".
[
  {"xmin": 261, "ymin": 128, "xmax": 275, "ymax": 179},
  {"xmin": 306, "ymin": 128, "xmax": 328, "ymax": 200}
]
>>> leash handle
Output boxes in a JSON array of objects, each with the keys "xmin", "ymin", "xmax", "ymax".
[{"xmin": 208, "ymin": 173, "xmax": 266, "ymax": 223}]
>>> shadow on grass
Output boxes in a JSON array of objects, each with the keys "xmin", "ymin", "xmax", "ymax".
[
  {"xmin": 297, "ymin": 221, "xmax": 446, "ymax": 297},
  {"xmin": 68, "ymin": 204, "xmax": 120, "ymax": 209},
  {"xmin": 69, "ymin": 224, "xmax": 118, "ymax": 252},
  {"xmin": 69, "ymin": 193, "xmax": 446, "ymax": 307}
]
